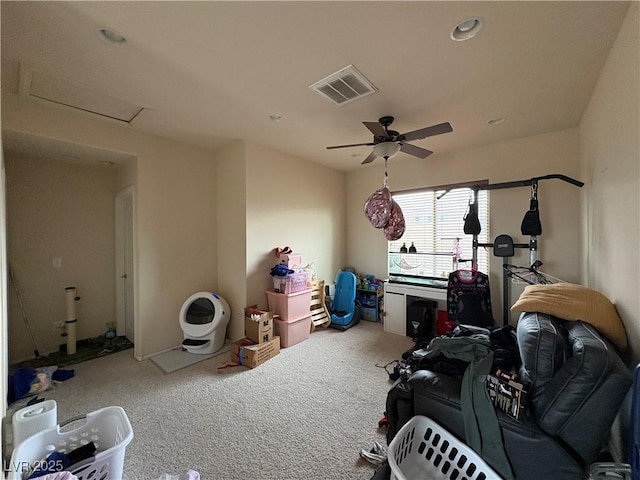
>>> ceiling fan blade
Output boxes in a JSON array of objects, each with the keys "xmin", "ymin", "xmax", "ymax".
[
  {"xmin": 400, "ymin": 142, "xmax": 433, "ymax": 159},
  {"xmin": 361, "ymin": 151, "xmax": 378, "ymax": 164},
  {"xmin": 363, "ymin": 121, "xmax": 387, "ymax": 138},
  {"xmin": 401, "ymin": 122, "xmax": 453, "ymax": 142},
  {"xmin": 326, "ymin": 142, "xmax": 375, "ymax": 150}
]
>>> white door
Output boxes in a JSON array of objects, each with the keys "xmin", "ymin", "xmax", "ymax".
[{"xmin": 115, "ymin": 187, "xmax": 135, "ymax": 343}]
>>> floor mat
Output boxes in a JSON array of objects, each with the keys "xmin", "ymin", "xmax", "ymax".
[
  {"xmin": 150, "ymin": 345, "xmax": 231, "ymax": 374},
  {"xmin": 17, "ymin": 335, "xmax": 134, "ymax": 370}
]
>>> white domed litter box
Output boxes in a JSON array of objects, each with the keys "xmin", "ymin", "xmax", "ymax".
[{"xmin": 179, "ymin": 292, "xmax": 230, "ymax": 355}]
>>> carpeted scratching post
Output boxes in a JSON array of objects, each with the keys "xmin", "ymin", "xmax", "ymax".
[{"xmin": 65, "ymin": 286, "xmax": 80, "ymax": 355}]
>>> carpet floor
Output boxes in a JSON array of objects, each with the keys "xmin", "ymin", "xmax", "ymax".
[{"xmin": 5, "ymin": 321, "xmax": 414, "ymax": 480}]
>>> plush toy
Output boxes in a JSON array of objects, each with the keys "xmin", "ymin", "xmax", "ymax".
[{"xmin": 274, "ymin": 246, "xmax": 292, "ymax": 258}]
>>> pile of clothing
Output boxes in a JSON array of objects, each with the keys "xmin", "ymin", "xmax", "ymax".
[
  {"xmin": 397, "ymin": 324, "xmax": 521, "ymax": 480},
  {"xmin": 8, "ymin": 366, "xmax": 74, "ymax": 405},
  {"xmin": 27, "ymin": 442, "xmax": 95, "ymax": 479}
]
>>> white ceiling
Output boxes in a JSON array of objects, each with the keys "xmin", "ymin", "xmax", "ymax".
[{"xmin": 0, "ymin": 1, "xmax": 631, "ymax": 172}]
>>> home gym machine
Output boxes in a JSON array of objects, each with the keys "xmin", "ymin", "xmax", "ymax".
[{"xmin": 462, "ymin": 174, "xmax": 584, "ymax": 326}]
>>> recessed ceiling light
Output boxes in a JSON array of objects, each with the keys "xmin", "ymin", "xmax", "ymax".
[
  {"xmin": 488, "ymin": 117, "xmax": 506, "ymax": 126},
  {"xmin": 99, "ymin": 27, "xmax": 128, "ymax": 46},
  {"xmin": 268, "ymin": 114, "xmax": 282, "ymax": 122},
  {"xmin": 451, "ymin": 17, "xmax": 483, "ymax": 41}
]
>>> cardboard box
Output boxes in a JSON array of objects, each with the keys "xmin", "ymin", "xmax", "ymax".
[
  {"xmin": 245, "ymin": 320, "xmax": 273, "ymax": 344},
  {"xmin": 231, "ymin": 336, "xmax": 280, "ymax": 368},
  {"xmin": 244, "ymin": 305, "xmax": 273, "ymax": 323},
  {"xmin": 244, "ymin": 305, "xmax": 274, "ymax": 343}
]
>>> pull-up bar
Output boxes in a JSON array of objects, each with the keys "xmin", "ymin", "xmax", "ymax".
[
  {"xmin": 473, "ymin": 174, "xmax": 584, "ymax": 192},
  {"xmin": 437, "ymin": 174, "xmax": 583, "ymax": 199},
  {"xmin": 462, "ymin": 173, "xmax": 584, "ymax": 325},
  {"xmin": 466, "ymin": 173, "xmax": 584, "ymax": 268}
]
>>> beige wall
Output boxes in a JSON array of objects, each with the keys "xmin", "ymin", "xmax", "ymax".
[
  {"xmin": 2, "ymin": 94, "xmax": 218, "ymax": 359},
  {"xmin": 6, "ymin": 156, "xmax": 117, "ymax": 362},
  {"xmin": 579, "ymin": 2, "xmax": 640, "ymax": 362},
  {"xmin": 136, "ymin": 140, "xmax": 218, "ymax": 356},
  {"xmin": 115, "ymin": 158, "xmax": 137, "ymax": 193},
  {"xmin": 245, "ymin": 143, "xmax": 346, "ymax": 312},
  {"xmin": 216, "ymin": 141, "xmax": 247, "ymax": 342},
  {"xmin": 215, "ymin": 142, "xmax": 346, "ymax": 342},
  {"xmin": 1, "ymin": 150, "xmax": 8, "ymax": 416},
  {"xmin": 346, "ymin": 128, "xmax": 582, "ymax": 324}
]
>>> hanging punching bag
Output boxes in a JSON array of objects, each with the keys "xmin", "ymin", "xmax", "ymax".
[
  {"xmin": 463, "ymin": 202, "xmax": 481, "ymax": 235},
  {"xmin": 521, "ymin": 184, "xmax": 542, "ymax": 236}
]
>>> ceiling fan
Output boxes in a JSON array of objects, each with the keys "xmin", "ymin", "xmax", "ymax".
[{"xmin": 327, "ymin": 116, "xmax": 453, "ymax": 164}]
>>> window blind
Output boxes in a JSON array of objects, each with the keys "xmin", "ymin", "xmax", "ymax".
[{"xmin": 389, "ymin": 188, "xmax": 489, "ymax": 278}]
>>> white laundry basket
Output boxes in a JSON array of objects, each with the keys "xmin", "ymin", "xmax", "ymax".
[
  {"xmin": 7, "ymin": 406, "xmax": 133, "ymax": 480},
  {"xmin": 388, "ymin": 415, "xmax": 501, "ymax": 480}
]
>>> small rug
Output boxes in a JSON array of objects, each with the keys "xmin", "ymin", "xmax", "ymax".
[
  {"xmin": 17, "ymin": 335, "xmax": 134, "ymax": 370},
  {"xmin": 150, "ymin": 345, "xmax": 231, "ymax": 374}
]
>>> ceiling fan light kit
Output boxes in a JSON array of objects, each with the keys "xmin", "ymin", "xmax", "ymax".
[{"xmin": 373, "ymin": 142, "xmax": 401, "ymax": 160}]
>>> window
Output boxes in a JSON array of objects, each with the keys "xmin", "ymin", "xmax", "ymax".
[{"xmin": 388, "ymin": 187, "xmax": 489, "ymax": 279}]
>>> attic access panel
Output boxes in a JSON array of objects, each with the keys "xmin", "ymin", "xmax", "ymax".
[{"xmin": 19, "ymin": 65, "xmax": 144, "ymax": 123}]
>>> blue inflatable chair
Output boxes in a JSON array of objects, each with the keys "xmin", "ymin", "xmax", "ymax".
[{"xmin": 330, "ymin": 271, "xmax": 360, "ymax": 331}]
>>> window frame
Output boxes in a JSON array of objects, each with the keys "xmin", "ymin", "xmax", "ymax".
[{"xmin": 388, "ymin": 181, "xmax": 490, "ymax": 282}]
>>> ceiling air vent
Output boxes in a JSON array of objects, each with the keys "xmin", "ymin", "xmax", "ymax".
[{"xmin": 309, "ymin": 65, "xmax": 377, "ymax": 106}]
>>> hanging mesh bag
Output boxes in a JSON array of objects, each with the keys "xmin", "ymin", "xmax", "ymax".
[
  {"xmin": 384, "ymin": 200, "xmax": 406, "ymax": 240},
  {"xmin": 363, "ymin": 185, "xmax": 393, "ymax": 228}
]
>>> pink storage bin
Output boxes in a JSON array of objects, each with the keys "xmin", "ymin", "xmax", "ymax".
[
  {"xmin": 265, "ymin": 289, "xmax": 312, "ymax": 321},
  {"xmin": 272, "ymin": 272, "xmax": 309, "ymax": 294},
  {"xmin": 274, "ymin": 316, "xmax": 311, "ymax": 348}
]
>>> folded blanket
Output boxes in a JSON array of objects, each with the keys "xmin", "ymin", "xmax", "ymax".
[{"xmin": 511, "ymin": 282, "xmax": 627, "ymax": 351}]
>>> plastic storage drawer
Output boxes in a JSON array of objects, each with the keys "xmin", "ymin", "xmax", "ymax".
[
  {"xmin": 274, "ymin": 316, "xmax": 311, "ymax": 347},
  {"xmin": 266, "ymin": 289, "xmax": 312, "ymax": 321}
]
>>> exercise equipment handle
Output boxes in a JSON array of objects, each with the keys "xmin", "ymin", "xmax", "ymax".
[{"xmin": 532, "ymin": 174, "xmax": 584, "ymax": 188}]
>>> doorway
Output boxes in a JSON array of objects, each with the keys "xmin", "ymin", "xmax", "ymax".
[{"xmin": 115, "ymin": 186, "xmax": 135, "ymax": 345}]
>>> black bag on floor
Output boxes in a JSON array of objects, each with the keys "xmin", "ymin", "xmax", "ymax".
[{"xmin": 384, "ymin": 378, "xmax": 414, "ymax": 446}]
